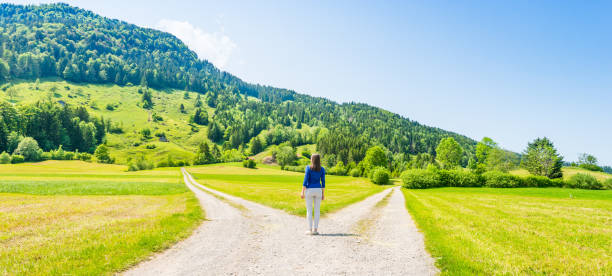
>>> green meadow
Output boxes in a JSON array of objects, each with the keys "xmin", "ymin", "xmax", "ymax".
[
  {"xmin": 1, "ymin": 80, "xmax": 209, "ymax": 164},
  {"xmin": 0, "ymin": 161, "xmax": 202, "ymax": 275},
  {"xmin": 187, "ymin": 163, "xmax": 387, "ymax": 216},
  {"xmin": 402, "ymin": 187, "xmax": 612, "ymax": 275}
]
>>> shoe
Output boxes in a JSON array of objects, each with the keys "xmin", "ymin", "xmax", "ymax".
[
  {"xmin": 305, "ymin": 230, "xmax": 312, "ymax": 235},
  {"xmin": 312, "ymin": 231, "xmax": 319, "ymax": 235}
]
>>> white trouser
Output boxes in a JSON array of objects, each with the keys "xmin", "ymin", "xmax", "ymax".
[{"xmin": 305, "ymin": 188, "xmax": 322, "ymax": 230}]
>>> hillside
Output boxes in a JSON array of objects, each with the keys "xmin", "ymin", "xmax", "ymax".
[{"xmin": 0, "ymin": 3, "xmax": 477, "ymax": 165}]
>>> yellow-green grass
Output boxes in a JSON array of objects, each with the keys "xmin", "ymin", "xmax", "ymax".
[
  {"xmin": 511, "ymin": 167, "xmax": 612, "ymax": 182},
  {"xmin": 0, "ymin": 161, "xmax": 203, "ymax": 275},
  {"xmin": 0, "ymin": 161, "xmax": 186, "ymax": 195},
  {"xmin": 2, "ymin": 79, "xmax": 212, "ymax": 164},
  {"xmin": 187, "ymin": 163, "xmax": 387, "ymax": 216},
  {"xmin": 402, "ymin": 187, "xmax": 612, "ymax": 275}
]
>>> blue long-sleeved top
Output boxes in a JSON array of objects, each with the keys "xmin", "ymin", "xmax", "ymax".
[{"xmin": 303, "ymin": 165, "xmax": 325, "ymax": 188}]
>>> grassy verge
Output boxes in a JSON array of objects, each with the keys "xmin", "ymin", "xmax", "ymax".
[
  {"xmin": 0, "ymin": 161, "xmax": 203, "ymax": 275},
  {"xmin": 187, "ymin": 163, "xmax": 386, "ymax": 216},
  {"xmin": 402, "ymin": 187, "xmax": 612, "ymax": 275}
]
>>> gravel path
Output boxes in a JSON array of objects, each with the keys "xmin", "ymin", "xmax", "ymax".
[{"xmin": 124, "ymin": 169, "xmax": 438, "ymax": 275}]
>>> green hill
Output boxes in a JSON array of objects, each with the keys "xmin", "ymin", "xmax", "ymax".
[{"xmin": 0, "ymin": 3, "xmax": 477, "ymax": 165}]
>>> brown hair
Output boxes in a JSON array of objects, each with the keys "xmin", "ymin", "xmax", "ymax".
[{"xmin": 310, "ymin": 154, "xmax": 321, "ymax": 172}]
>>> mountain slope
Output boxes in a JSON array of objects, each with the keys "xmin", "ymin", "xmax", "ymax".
[{"xmin": 0, "ymin": 3, "xmax": 477, "ymax": 165}]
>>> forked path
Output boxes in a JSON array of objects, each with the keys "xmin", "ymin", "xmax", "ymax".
[{"xmin": 124, "ymin": 169, "xmax": 438, "ymax": 275}]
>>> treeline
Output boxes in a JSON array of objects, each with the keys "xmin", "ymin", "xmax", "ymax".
[
  {"xmin": 0, "ymin": 99, "xmax": 107, "ymax": 154},
  {"xmin": 0, "ymin": 3, "xmax": 297, "ymax": 104},
  {"xmin": 0, "ymin": 3, "xmax": 478, "ymax": 161}
]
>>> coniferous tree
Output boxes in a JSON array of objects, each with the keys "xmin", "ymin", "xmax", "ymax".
[
  {"xmin": 141, "ymin": 89, "xmax": 153, "ymax": 109},
  {"xmin": 194, "ymin": 94, "xmax": 202, "ymax": 107},
  {"xmin": 521, "ymin": 137, "xmax": 563, "ymax": 179}
]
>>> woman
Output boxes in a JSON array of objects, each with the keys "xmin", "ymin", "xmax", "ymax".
[{"xmin": 300, "ymin": 154, "xmax": 325, "ymax": 235}]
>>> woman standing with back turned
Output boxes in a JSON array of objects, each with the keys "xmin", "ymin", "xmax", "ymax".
[{"xmin": 300, "ymin": 154, "xmax": 325, "ymax": 235}]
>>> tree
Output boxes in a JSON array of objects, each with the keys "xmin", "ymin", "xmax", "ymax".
[
  {"xmin": 193, "ymin": 141, "xmax": 214, "ymax": 165},
  {"xmin": 190, "ymin": 108, "xmax": 208, "ymax": 125},
  {"xmin": 521, "ymin": 137, "xmax": 563, "ymax": 179},
  {"xmin": 79, "ymin": 121, "xmax": 97, "ymax": 153},
  {"xmin": 6, "ymin": 131, "xmax": 23, "ymax": 153},
  {"xmin": 6, "ymin": 87, "xmax": 18, "ymax": 100},
  {"xmin": 475, "ymin": 137, "xmax": 497, "ymax": 164},
  {"xmin": 14, "ymin": 137, "xmax": 41, "ymax": 161},
  {"xmin": 207, "ymin": 122, "xmax": 223, "ymax": 142},
  {"xmin": 194, "ymin": 94, "xmax": 202, "ymax": 107},
  {"xmin": 141, "ymin": 89, "xmax": 153, "ymax": 109},
  {"xmin": 0, "ymin": 120, "xmax": 6, "ymax": 152},
  {"xmin": 436, "ymin": 137, "xmax": 463, "ymax": 169},
  {"xmin": 179, "ymin": 103, "xmax": 185, "ymax": 113},
  {"xmin": 249, "ymin": 136, "xmax": 263, "ymax": 155},
  {"xmin": 94, "ymin": 144, "xmax": 113, "ymax": 163},
  {"xmin": 578, "ymin": 153, "xmax": 598, "ymax": 166},
  {"xmin": 183, "ymin": 91, "xmax": 190, "ymax": 99},
  {"xmin": 485, "ymin": 148, "xmax": 517, "ymax": 172},
  {"xmin": 276, "ymin": 145, "xmax": 296, "ymax": 168},
  {"xmin": 0, "ymin": 59, "xmax": 10, "ymax": 82},
  {"xmin": 361, "ymin": 146, "xmax": 387, "ymax": 171},
  {"xmin": 577, "ymin": 153, "xmax": 603, "ymax": 172}
]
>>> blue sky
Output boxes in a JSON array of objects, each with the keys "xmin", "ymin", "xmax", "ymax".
[{"xmin": 9, "ymin": 0, "xmax": 612, "ymax": 165}]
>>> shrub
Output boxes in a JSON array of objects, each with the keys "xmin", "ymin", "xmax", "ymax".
[
  {"xmin": 105, "ymin": 103, "xmax": 115, "ymax": 111},
  {"xmin": 0, "ymin": 152, "xmax": 10, "ymax": 164},
  {"xmin": 77, "ymin": 152, "xmax": 92, "ymax": 161},
  {"xmin": 603, "ymin": 179, "xmax": 612, "ymax": 190},
  {"xmin": 64, "ymin": 151, "xmax": 75, "ymax": 160},
  {"xmin": 565, "ymin": 174, "xmax": 602, "ymax": 190},
  {"xmin": 401, "ymin": 169, "xmax": 440, "ymax": 189},
  {"xmin": 301, "ymin": 150, "xmax": 311, "ymax": 159},
  {"xmin": 482, "ymin": 171, "xmax": 523, "ymax": 188},
  {"xmin": 127, "ymin": 156, "xmax": 155, "ymax": 171},
  {"xmin": 349, "ymin": 168, "xmax": 361, "ymax": 177},
  {"xmin": 578, "ymin": 164, "xmax": 603, "ymax": 172},
  {"xmin": 242, "ymin": 159, "xmax": 257, "ymax": 169},
  {"xmin": 283, "ymin": 165, "xmax": 305, "ymax": 172},
  {"xmin": 438, "ymin": 170, "xmax": 483, "ymax": 187},
  {"xmin": 523, "ymin": 175, "xmax": 557, "ymax": 187},
  {"xmin": 145, "ymin": 144, "xmax": 156, "ymax": 149},
  {"xmin": 11, "ymin": 154, "xmax": 25, "ymax": 163},
  {"xmin": 141, "ymin": 128, "xmax": 152, "ymax": 139},
  {"xmin": 94, "ymin": 144, "xmax": 113, "ymax": 163},
  {"xmin": 329, "ymin": 161, "xmax": 348, "ymax": 176},
  {"xmin": 14, "ymin": 137, "xmax": 41, "ymax": 161},
  {"xmin": 370, "ymin": 167, "xmax": 390, "ymax": 185},
  {"xmin": 41, "ymin": 151, "xmax": 52, "ymax": 160}
]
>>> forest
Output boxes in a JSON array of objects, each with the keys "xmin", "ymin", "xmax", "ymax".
[{"xmin": 0, "ymin": 3, "xmax": 477, "ymax": 168}]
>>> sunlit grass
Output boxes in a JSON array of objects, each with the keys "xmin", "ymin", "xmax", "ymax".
[
  {"xmin": 511, "ymin": 167, "xmax": 612, "ymax": 182},
  {"xmin": 0, "ymin": 161, "xmax": 202, "ymax": 275},
  {"xmin": 0, "ymin": 161, "xmax": 186, "ymax": 195},
  {"xmin": 402, "ymin": 187, "xmax": 612, "ymax": 275},
  {"xmin": 188, "ymin": 163, "xmax": 386, "ymax": 216}
]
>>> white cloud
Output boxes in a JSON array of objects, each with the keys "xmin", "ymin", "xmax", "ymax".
[{"xmin": 156, "ymin": 19, "xmax": 236, "ymax": 69}]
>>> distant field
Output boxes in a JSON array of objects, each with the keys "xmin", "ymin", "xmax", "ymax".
[
  {"xmin": 402, "ymin": 187, "xmax": 612, "ymax": 275},
  {"xmin": 2, "ymin": 80, "xmax": 205, "ymax": 164},
  {"xmin": 0, "ymin": 161, "xmax": 202, "ymax": 275},
  {"xmin": 188, "ymin": 163, "xmax": 387, "ymax": 216},
  {"xmin": 511, "ymin": 167, "xmax": 612, "ymax": 182}
]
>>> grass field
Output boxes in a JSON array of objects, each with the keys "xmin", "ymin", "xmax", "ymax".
[
  {"xmin": 402, "ymin": 187, "xmax": 612, "ymax": 275},
  {"xmin": 187, "ymin": 163, "xmax": 387, "ymax": 216},
  {"xmin": 511, "ymin": 167, "xmax": 612, "ymax": 182},
  {"xmin": 0, "ymin": 161, "xmax": 202, "ymax": 275}
]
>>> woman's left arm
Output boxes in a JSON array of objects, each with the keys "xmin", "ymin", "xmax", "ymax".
[{"xmin": 321, "ymin": 168, "xmax": 325, "ymax": 200}]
